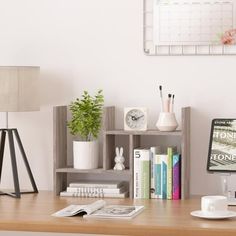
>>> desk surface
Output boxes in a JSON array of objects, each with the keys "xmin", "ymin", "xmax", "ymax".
[{"xmin": 0, "ymin": 191, "xmax": 236, "ymax": 236}]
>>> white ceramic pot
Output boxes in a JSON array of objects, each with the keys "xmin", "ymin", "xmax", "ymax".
[
  {"xmin": 73, "ymin": 140, "xmax": 99, "ymax": 169},
  {"xmin": 156, "ymin": 112, "xmax": 178, "ymax": 132}
]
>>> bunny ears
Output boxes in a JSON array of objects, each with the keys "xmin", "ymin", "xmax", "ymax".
[{"xmin": 115, "ymin": 147, "xmax": 123, "ymax": 157}]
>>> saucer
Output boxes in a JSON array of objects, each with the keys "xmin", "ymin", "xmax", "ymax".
[{"xmin": 190, "ymin": 210, "xmax": 236, "ymax": 219}]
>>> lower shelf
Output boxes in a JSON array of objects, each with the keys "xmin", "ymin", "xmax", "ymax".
[{"xmin": 55, "ymin": 167, "xmax": 132, "ymax": 176}]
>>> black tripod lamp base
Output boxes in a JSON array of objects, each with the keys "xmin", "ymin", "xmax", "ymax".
[{"xmin": 0, "ymin": 128, "xmax": 38, "ymax": 198}]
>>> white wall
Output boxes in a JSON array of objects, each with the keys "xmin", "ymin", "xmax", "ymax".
[{"xmin": 0, "ymin": 0, "xmax": 235, "ymax": 195}]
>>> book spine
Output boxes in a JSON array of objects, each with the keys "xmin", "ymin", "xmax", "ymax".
[
  {"xmin": 150, "ymin": 146, "xmax": 161, "ymax": 199},
  {"xmin": 141, "ymin": 150, "xmax": 151, "ymax": 199},
  {"xmin": 67, "ymin": 186, "xmax": 125, "ymax": 194},
  {"xmin": 167, "ymin": 147, "xmax": 173, "ymax": 200},
  {"xmin": 69, "ymin": 183, "xmax": 121, "ymax": 189},
  {"xmin": 173, "ymin": 154, "xmax": 181, "ymax": 200},
  {"xmin": 154, "ymin": 154, "xmax": 163, "ymax": 199},
  {"xmin": 134, "ymin": 149, "xmax": 141, "ymax": 199},
  {"xmin": 161, "ymin": 155, "xmax": 167, "ymax": 199},
  {"xmin": 60, "ymin": 191, "xmax": 128, "ymax": 198},
  {"xmin": 134, "ymin": 149, "xmax": 150, "ymax": 199}
]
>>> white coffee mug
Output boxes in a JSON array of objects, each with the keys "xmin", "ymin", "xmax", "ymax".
[{"xmin": 201, "ymin": 196, "xmax": 228, "ymax": 215}]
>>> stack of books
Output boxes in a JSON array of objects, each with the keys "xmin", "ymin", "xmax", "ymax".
[
  {"xmin": 60, "ymin": 180, "xmax": 128, "ymax": 198},
  {"xmin": 134, "ymin": 146, "xmax": 181, "ymax": 200}
]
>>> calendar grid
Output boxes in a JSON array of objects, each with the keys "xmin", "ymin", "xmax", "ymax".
[{"xmin": 143, "ymin": 0, "xmax": 236, "ymax": 55}]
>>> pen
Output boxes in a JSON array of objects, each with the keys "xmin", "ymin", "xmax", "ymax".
[
  {"xmin": 159, "ymin": 85, "xmax": 164, "ymax": 112},
  {"xmin": 167, "ymin": 94, "xmax": 171, "ymax": 112}
]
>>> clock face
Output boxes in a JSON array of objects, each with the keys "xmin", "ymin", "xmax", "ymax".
[{"xmin": 125, "ymin": 109, "xmax": 147, "ymax": 130}]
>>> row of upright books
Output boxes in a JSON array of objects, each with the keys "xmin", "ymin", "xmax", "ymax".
[
  {"xmin": 60, "ymin": 181, "xmax": 128, "ymax": 198},
  {"xmin": 134, "ymin": 146, "xmax": 181, "ymax": 200}
]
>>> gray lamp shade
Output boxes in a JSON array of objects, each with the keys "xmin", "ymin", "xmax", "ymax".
[{"xmin": 0, "ymin": 66, "xmax": 40, "ymax": 112}]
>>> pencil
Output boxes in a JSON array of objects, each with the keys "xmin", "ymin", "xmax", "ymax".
[{"xmin": 171, "ymin": 94, "xmax": 175, "ymax": 112}]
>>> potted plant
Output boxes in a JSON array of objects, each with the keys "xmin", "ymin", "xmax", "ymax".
[{"xmin": 68, "ymin": 90, "xmax": 104, "ymax": 169}]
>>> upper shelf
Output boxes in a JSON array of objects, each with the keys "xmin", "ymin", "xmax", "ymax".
[{"xmin": 104, "ymin": 129, "xmax": 182, "ymax": 136}]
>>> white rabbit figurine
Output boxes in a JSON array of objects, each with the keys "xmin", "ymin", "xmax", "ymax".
[{"xmin": 113, "ymin": 147, "xmax": 125, "ymax": 170}]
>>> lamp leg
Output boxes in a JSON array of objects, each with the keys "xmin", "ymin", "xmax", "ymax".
[
  {"xmin": 13, "ymin": 129, "xmax": 38, "ymax": 193},
  {"xmin": 8, "ymin": 129, "xmax": 21, "ymax": 198},
  {"xmin": 0, "ymin": 130, "xmax": 6, "ymax": 182}
]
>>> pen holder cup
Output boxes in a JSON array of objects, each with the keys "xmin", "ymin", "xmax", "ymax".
[{"xmin": 156, "ymin": 112, "xmax": 178, "ymax": 132}]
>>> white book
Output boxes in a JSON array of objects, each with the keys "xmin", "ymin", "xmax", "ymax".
[
  {"xmin": 150, "ymin": 146, "xmax": 161, "ymax": 199},
  {"xmin": 154, "ymin": 154, "xmax": 166, "ymax": 199},
  {"xmin": 161, "ymin": 155, "xmax": 168, "ymax": 199},
  {"xmin": 69, "ymin": 181, "xmax": 124, "ymax": 189},
  {"xmin": 140, "ymin": 149, "xmax": 151, "ymax": 199},
  {"xmin": 134, "ymin": 149, "xmax": 151, "ymax": 199},
  {"xmin": 60, "ymin": 191, "xmax": 129, "ymax": 198},
  {"xmin": 66, "ymin": 186, "xmax": 126, "ymax": 194},
  {"xmin": 52, "ymin": 199, "xmax": 144, "ymax": 219},
  {"xmin": 134, "ymin": 149, "xmax": 141, "ymax": 199}
]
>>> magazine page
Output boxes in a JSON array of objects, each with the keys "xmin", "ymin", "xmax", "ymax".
[
  {"xmin": 52, "ymin": 204, "xmax": 87, "ymax": 217},
  {"xmin": 84, "ymin": 205, "xmax": 144, "ymax": 219},
  {"xmin": 85, "ymin": 200, "xmax": 106, "ymax": 215},
  {"xmin": 52, "ymin": 200, "xmax": 106, "ymax": 217}
]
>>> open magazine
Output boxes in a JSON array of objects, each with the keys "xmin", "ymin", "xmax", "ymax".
[{"xmin": 52, "ymin": 200, "xmax": 144, "ymax": 219}]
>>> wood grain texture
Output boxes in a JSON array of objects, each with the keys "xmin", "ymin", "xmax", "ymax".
[
  {"xmin": 102, "ymin": 106, "xmax": 115, "ymax": 131},
  {"xmin": 0, "ymin": 191, "xmax": 236, "ymax": 236},
  {"xmin": 103, "ymin": 134, "xmax": 115, "ymax": 170},
  {"xmin": 102, "ymin": 107, "xmax": 115, "ymax": 169},
  {"xmin": 53, "ymin": 106, "xmax": 67, "ymax": 195},
  {"xmin": 181, "ymin": 107, "xmax": 191, "ymax": 199},
  {"xmin": 55, "ymin": 167, "xmax": 131, "ymax": 175},
  {"xmin": 105, "ymin": 129, "xmax": 182, "ymax": 136}
]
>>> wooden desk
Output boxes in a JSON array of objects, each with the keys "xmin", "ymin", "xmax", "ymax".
[{"xmin": 0, "ymin": 191, "xmax": 236, "ymax": 236}]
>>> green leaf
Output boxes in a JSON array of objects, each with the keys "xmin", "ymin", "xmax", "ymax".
[{"xmin": 67, "ymin": 90, "xmax": 104, "ymax": 141}]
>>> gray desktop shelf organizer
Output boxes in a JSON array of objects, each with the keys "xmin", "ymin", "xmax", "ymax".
[{"xmin": 53, "ymin": 106, "xmax": 190, "ymax": 199}]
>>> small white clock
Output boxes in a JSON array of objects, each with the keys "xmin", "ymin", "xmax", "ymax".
[{"xmin": 124, "ymin": 107, "xmax": 147, "ymax": 131}]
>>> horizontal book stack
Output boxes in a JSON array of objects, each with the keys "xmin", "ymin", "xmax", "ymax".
[
  {"xmin": 134, "ymin": 147, "xmax": 181, "ymax": 200},
  {"xmin": 60, "ymin": 181, "xmax": 128, "ymax": 198}
]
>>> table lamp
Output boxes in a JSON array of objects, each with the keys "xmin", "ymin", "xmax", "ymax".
[{"xmin": 0, "ymin": 66, "xmax": 39, "ymax": 198}]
